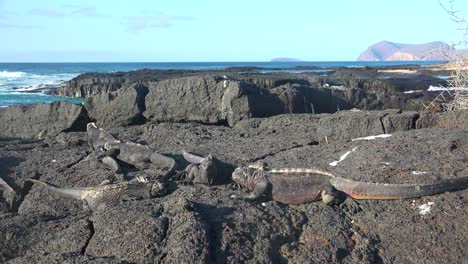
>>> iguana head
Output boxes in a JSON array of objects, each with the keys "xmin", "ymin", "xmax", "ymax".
[
  {"xmin": 135, "ymin": 176, "xmax": 166, "ymax": 197},
  {"xmin": 150, "ymin": 181, "xmax": 167, "ymax": 197},
  {"xmin": 232, "ymin": 162, "xmax": 268, "ymax": 190},
  {"xmin": 196, "ymin": 154, "xmax": 218, "ymax": 185},
  {"xmin": 87, "ymin": 122, "xmax": 98, "ymax": 130},
  {"xmin": 181, "ymin": 151, "xmax": 219, "ymax": 185}
]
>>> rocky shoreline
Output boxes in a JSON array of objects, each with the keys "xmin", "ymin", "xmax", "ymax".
[{"xmin": 0, "ymin": 65, "xmax": 466, "ymax": 263}]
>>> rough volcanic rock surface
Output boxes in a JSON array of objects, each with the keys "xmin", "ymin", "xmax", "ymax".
[
  {"xmin": 140, "ymin": 75, "xmax": 286, "ymax": 127},
  {"xmin": 0, "ymin": 101, "xmax": 90, "ymax": 139},
  {"xmin": 85, "ymin": 83, "xmax": 149, "ymax": 127},
  {"xmin": 58, "ymin": 69, "xmax": 189, "ymax": 98},
  {"xmin": 55, "ymin": 68, "xmax": 448, "ymax": 131},
  {"xmin": 84, "ymin": 75, "xmax": 290, "ymax": 128},
  {"xmin": 1, "ymin": 110, "xmax": 466, "ymax": 263}
]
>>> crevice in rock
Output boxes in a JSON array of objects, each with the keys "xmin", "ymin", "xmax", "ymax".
[
  {"xmin": 248, "ymin": 141, "xmax": 318, "ymax": 163},
  {"xmin": 193, "ymin": 203, "xmax": 235, "ymax": 263},
  {"xmin": 63, "ymin": 107, "xmax": 92, "ymax": 133},
  {"xmin": 206, "ymin": 218, "xmax": 220, "ymax": 263},
  {"xmin": 411, "ymin": 113, "xmax": 420, "ymax": 130},
  {"xmin": 65, "ymin": 154, "xmax": 88, "ymax": 170},
  {"xmin": 378, "ymin": 115, "xmax": 387, "ymax": 134},
  {"xmin": 151, "ymin": 118, "xmax": 230, "ymax": 127},
  {"xmin": 128, "ymin": 83, "xmax": 150, "ymax": 126},
  {"xmin": 81, "ymin": 218, "xmax": 95, "ymax": 256},
  {"xmin": 10, "ymin": 172, "xmax": 40, "ymax": 212}
]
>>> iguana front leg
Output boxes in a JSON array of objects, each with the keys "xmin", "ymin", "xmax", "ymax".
[
  {"xmin": 320, "ymin": 185, "xmax": 342, "ymax": 205},
  {"xmin": 173, "ymin": 164, "xmax": 198, "ymax": 184},
  {"xmin": 186, "ymin": 164, "xmax": 198, "ymax": 182},
  {"xmin": 320, "ymin": 184, "xmax": 361, "ymax": 213},
  {"xmin": 101, "ymin": 156, "xmax": 121, "ymax": 173},
  {"xmin": 244, "ymin": 179, "xmax": 270, "ymax": 200}
]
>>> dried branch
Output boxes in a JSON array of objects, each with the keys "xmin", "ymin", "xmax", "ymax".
[{"xmin": 434, "ymin": 0, "xmax": 468, "ymax": 110}]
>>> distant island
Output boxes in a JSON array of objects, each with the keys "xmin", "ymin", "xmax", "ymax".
[
  {"xmin": 270, "ymin": 57, "xmax": 304, "ymax": 62},
  {"xmin": 357, "ymin": 40, "xmax": 462, "ymax": 61}
]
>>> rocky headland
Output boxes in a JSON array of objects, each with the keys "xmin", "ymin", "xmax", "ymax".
[
  {"xmin": 357, "ymin": 40, "xmax": 468, "ymax": 61},
  {"xmin": 0, "ymin": 65, "xmax": 466, "ymax": 263}
]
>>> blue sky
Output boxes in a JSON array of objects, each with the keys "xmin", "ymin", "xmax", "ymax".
[{"xmin": 0, "ymin": 0, "xmax": 465, "ymax": 62}]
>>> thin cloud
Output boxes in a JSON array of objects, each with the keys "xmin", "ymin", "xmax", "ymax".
[
  {"xmin": 0, "ymin": 15, "xmax": 38, "ymax": 28},
  {"xmin": 72, "ymin": 7, "xmax": 98, "ymax": 16},
  {"xmin": 29, "ymin": 8, "xmax": 65, "ymax": 17},
  {"xmin": 62, "ymin": 5, "xmax": 107, "ymax": 18},
  {"xmin": 124, "ymin": 14, "xmax": 195, "ymax": 33},
  {"xmin": 0, "ymin": 21, "xmax": 16, "ymax": 28},
  {"xmin": 0, "ymin": 22, "xmax": 38, "ymax": 29},
  {"xmin": 29, "ymin": 6, "xmax": 105, "ymax": 18}
]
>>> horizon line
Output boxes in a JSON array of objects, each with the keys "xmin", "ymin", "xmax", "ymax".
[{"xmin": 0, "ymin": 60, "xmax": 446, "ymax": 63}]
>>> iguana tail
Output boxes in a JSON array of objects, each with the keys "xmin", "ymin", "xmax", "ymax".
[
  {"xmin": 182, "ymin": 150, "xmax": 205, "ymax": 164},
  {"xmin": 330, "ymin": 176, "xmax": 468, "ymax": 200},
  {"xmin": 0, "ymin": 177, "xmax": 14, "ymax": 192},
  {"xmin": 150, "ymin": 153, "xmax": 176, "ymax": 180},
  {"xmin": 28, "ymin": 179, "xmax": 84, "ymax": 201}
]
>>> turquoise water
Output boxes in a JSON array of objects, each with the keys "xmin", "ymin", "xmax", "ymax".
[{"xmin": 0, "ymin": 61, "xmax": 439, "ymax": 107}]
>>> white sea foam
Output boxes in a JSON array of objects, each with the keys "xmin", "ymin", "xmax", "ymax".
[
  {"xmin": 0, "ymin": 71, "xmax": 26, "ymax": 78},
  {"xmin": 13, "ymin": 79, "xmax": 66, "ymax": 92}
]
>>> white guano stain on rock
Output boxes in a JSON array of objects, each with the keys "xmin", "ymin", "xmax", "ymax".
[
  {"xmin": 351, "ymin": 134, "xmax": 392, "ymax": 141},
  {"xmin": 329, "ymin": 147, "xmax": 358, "ymax": 167},
  {"xmin": 418, "ymin": 202, "xmax": 434, "ymax": 215}
]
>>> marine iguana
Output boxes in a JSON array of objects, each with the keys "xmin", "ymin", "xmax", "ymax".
[
  {"xmin": 27, "ymin": 177, "xmax": 166, "ymax": 211},
  {"xmin": 86, "ymin": 123, "xmax": 176, "ymax": 180},
  {"xmin": 232, "ymin": 163, "xmax": 468, "ymax": 205},
  {"xmin": 86, "ymin": 122, "xmax": 120, "ymax": 150},
  {"xmin": 175, "ymin": 150, "xmax": 231, "ymax": 185}
]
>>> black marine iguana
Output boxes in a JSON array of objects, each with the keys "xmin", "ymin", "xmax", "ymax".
[
  {"xmin": 86, "ymin": 123, "xmax": 175, "ymax": 180},
  {"xmin": 175, "ymin": 150, "xmax": 231, "ymax": 185},
  {"xmin": 28, "ymin": 177, "xmax": 166, "ymax": 211},
  {"xmin": 232, "ymin": 163, "xmax": 468, "ymax": 205}
]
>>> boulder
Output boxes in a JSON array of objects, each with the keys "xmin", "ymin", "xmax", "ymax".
[
  {"xmin": 143, "ymin": 76, "xmax": 285, "ymax": 126},
  {"xmin": 416, "ymin": 110, "xmax": 468, "ymax": 130},
  {"xmin": 0, "ymin": 101, "xmax": 89, "ymax": 139},
  {"xmin": 270, "ymin": 84, "xmax": 312, "ymax": 113},
  {"xmin": 316, "ymin": 110, "xmax": 387, "ymax": 142},
  {"xmin": 58, "ymin": 69, "xmax": 203, "ymax": 98},
  {"xmin": 381, "ymin": 110, "xmax": 418, "ymax": 133},
  {"xmin": 58, "ymin": 70, "xmax": 158, "ymax": 98},
  {"xmin": 85, "ymin": 83, "xmax": 149, "ymax": 128}
]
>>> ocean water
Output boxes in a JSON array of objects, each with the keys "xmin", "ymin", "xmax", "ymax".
[{"xmin": 0, "ymin": 61, "xmax": 439, "ymax": 107}]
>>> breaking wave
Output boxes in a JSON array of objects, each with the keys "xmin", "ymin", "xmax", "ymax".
[{"xmin": 0, "ymin": 71, "xmax": 26, "ymax": 78}]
